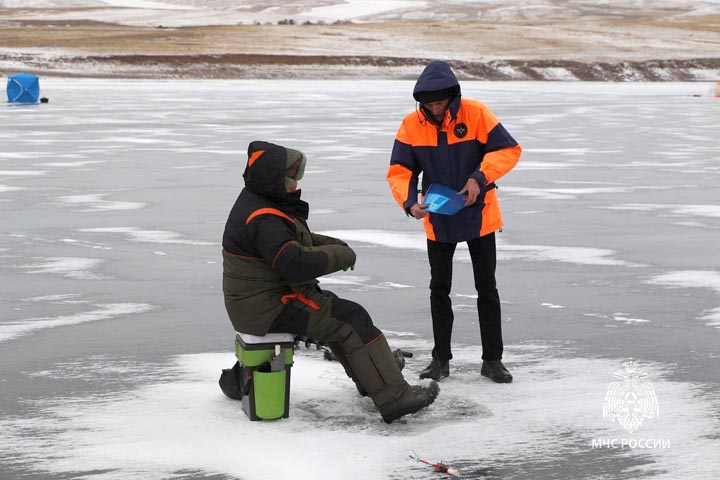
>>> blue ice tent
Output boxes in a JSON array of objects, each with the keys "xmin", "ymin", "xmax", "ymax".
[{"xmin": 7, "ymin": 73, "xmax": 40, "ymax": 103}]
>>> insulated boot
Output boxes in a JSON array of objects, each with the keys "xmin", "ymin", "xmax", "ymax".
[
  {"xmin": 330, "ymin": 341, "xmax": 410, "ymax": 397},
  {"xmin": 380, "ymin": 381, "xmax": 440, "ymax": 423},
  {"xmin": 419, "ymin": 358, "xmax": 450, "ymax": 381},
  {"xmin": 346, "ymin": 334, "xmax": 411, "ymax": 411},
  {"xmin": 327, "ymin": 347, "xmax": 407, "ymax": 371},
  {"xmin": 481, "ymin": 360, "xmax": 513, "ymax": 383},
  {"xmin": 327, "ymin": 343, "xmax": 368, "ymax": 397}
]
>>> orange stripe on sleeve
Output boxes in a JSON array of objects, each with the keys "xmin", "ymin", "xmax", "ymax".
[
  {"xmin": 479, "ymin": 145, "xmax": 522, "ymax": 184},
  {"xmin": 246, "ymin": 208, "xmax": 295, "ymax": 225},
  {"xmin": 387, "ymin": 163, "xmax": 414, "ymax": 208},
  {"xmin": 272, "ymin": 240, "xmax": 294, "ymax": 269}
]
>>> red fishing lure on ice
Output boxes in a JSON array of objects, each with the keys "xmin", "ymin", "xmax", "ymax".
[{"xmin": 409, "ymin": 451, "xmax": 460, "ymax": 477}]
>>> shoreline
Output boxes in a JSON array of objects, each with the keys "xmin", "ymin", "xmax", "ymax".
[{"xmin": 3, "ymin": 54, "xmax": 720, "ymax": 81}]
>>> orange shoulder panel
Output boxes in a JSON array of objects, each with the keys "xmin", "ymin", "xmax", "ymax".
[
  {"xmin": 398, "ymin": 112, "xmax": 438, "ymax": 147},
  {"xmin": 451, "ymin": 99, "xmax": 498, "ymax": 145},
  {"xmin": 246, "ymin": 208, "xmax": 294, "ymax": 225}
]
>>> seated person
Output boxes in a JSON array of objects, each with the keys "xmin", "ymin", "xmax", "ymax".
[{"xmin": 221, "ymin": 140, "xmax": 439, "ymax": 423}]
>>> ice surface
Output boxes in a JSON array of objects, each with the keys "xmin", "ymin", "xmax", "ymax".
[
  {"xmin": 0, "ymin": 346, "xmax": 718, "ymax": 479},
  {"xmin": 0, "ymin": 79, "xmax": 718, "ymax": 479}
]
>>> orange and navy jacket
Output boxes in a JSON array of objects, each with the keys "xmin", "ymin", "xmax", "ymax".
[
  {"xmin": 387, "ymin": 63, "xmax": 522, "ymax": 243},
  {"xmin": 222, "ymin": 141, "xmax": 356, "ymax": 335}
]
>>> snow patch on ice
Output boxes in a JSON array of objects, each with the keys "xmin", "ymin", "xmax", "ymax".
[
  {"xmin": 648, "ymin": 270, "xmax": 720, "ymax": 294},
  {"xmin": 541, "ymin": 302, "xmax": 564, "ymax": 309},
  {"xmin": 0, "ymin": 302, "xmax": 155, "ymax": 343},
  {"xmin": 699, "ymin": 307, "xmax": 720, "ymax": 329},
  {"xmin": 499, "ymin": 243, "xmax": 641, "ymax": 266},
  {"xmin": 36, "ymin": 160, "xmax": 104, "ymax": 168},
  {"xmin": 58, "ymin": 238, "xmax": 113, "ymax": 250},
  {"xmin": 321, "ymin": 230, "xmax": 641, "ymax": 267},
  {"xmin": 503, "ymin": 185, "xmax": 665, "ymax": 200},
  {"xmin": 78, "ymin": 227, "xmax": 214, "ymax": 245},
  {"xmin": 513, "ymin": 161, "xmax": 576, "ymax": 170},
  {"xmin": 58, "ymin": 194, "xmax": 146, "ymax": 212},
  {"xmin": 612, "ymin": 313, "xmax": 651, "ymax": 324},
  {"xmin": 454, "ymin": 293, "xmax": 477, "ymax": 299},
  {"xmin": 0, "ymin": 170, "xmax": 48, "ymax": 176},
  {"xmin": 18, "ymin": 256, "xmax": 107, "ymax": 280},
  {"xmin": 318, "ymin": 274, "xmax": 412, "ymax": 290},
  {"xmin": 648, "ymin": 270, "xmax": 720, "ymax": 329},
  {"xmin": 320, "ymin": 229, "xmax": 428, "ymax": 252},
  {"xmin": 605, "ymin": 203, "xmax": 720, "ymax": 219},
  {"xmin": 21, "ymin": 293, "xmax": 82, "ymax": 303}
]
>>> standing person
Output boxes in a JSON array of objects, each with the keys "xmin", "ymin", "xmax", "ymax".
[
  {"xmin": 387, "ymin": 61, "xmax": 521, "ymax": 383},
  {"xmin": 222, "ymin": 140, "xmax": 439, "ymax": 423}
]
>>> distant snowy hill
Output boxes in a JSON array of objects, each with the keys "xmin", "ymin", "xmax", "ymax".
[
  {"xmin": 2, "ymin": 0, "xmax": 720, "ymax": 25},
  {"xmin": 1, "ymin": 0, "xmax": 718, "ymax": 80}
]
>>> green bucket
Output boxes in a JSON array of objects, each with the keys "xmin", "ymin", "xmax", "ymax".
[{"xmin": 235, "ymin": 335, "xmax": 294, "ymax": 421}]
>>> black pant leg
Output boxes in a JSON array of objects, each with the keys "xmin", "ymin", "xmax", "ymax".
[
  {"xmin": 427, "ymin": 239, "xmax": 457, "ymax": 362},
  {"xmin": 467, "ymin": 233, "xmax": 503, "ymax": 360}
]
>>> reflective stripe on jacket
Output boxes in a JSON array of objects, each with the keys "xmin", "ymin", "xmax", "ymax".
[
  {"xmin": 222, "ymin": 141, "xmax": 355, "ymax": 335},
  {"xmin": 388, "ymin": 97, "xmax": 521, "ymax": 243}
]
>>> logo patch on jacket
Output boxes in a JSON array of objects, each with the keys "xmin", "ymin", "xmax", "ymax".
[{"xmin": 454, "ymin": 123, "xmax": 468, "ymax": 138}]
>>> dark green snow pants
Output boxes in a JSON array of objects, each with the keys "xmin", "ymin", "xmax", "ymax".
[{"xmin": 268, "ymin": 290, "xmax": 409, "ymax": 409}]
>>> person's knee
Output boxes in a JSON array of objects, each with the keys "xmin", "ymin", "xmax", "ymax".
[
  {"xmin": 430, "ymin": 271, "xmax": 452, "ymax": 287},
  {"xmin": 330, "ymin": 298, "xmax": 380, "ymax": 344}
]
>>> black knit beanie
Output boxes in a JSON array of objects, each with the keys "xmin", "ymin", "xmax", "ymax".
[{"xmin": 414, "ymin": 87, "xmax": 455, "ymax": 104}]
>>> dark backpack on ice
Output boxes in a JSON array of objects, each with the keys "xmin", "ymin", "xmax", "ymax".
[{"xmin": 219, "ymin": 361, "xmax": 248, "ymax": 400}]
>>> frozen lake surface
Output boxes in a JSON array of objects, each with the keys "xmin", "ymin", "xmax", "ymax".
[{"xmin": 1, "ymin": 79, "xmax": 719, "ymax": 479}]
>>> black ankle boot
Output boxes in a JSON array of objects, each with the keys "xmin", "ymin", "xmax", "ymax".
[
  {"xmin": 419, "ymin": 358, "xmax": 449, "ymax": 381},
  {"xmin": 481, "ymin": 360, "xmax": 513, "ymax": 383}
]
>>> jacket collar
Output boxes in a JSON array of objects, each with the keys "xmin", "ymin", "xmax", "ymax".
[{"xmin": 420, "ymin": 95, "xmax": 462, "ymax": 127}]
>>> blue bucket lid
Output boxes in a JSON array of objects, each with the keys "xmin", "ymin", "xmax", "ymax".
[{"xmin": 424, "ymin": 183, "xmax": 466, "ymax": 215}]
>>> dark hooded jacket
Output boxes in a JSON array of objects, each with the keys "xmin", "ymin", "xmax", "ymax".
[
  {"xmin": 222, "ymin": 141, "xmax": 356, "ymax": 335},
  {"xmin": 388, "ymin": 61, "xmax": 522, "ymax": 243}
]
